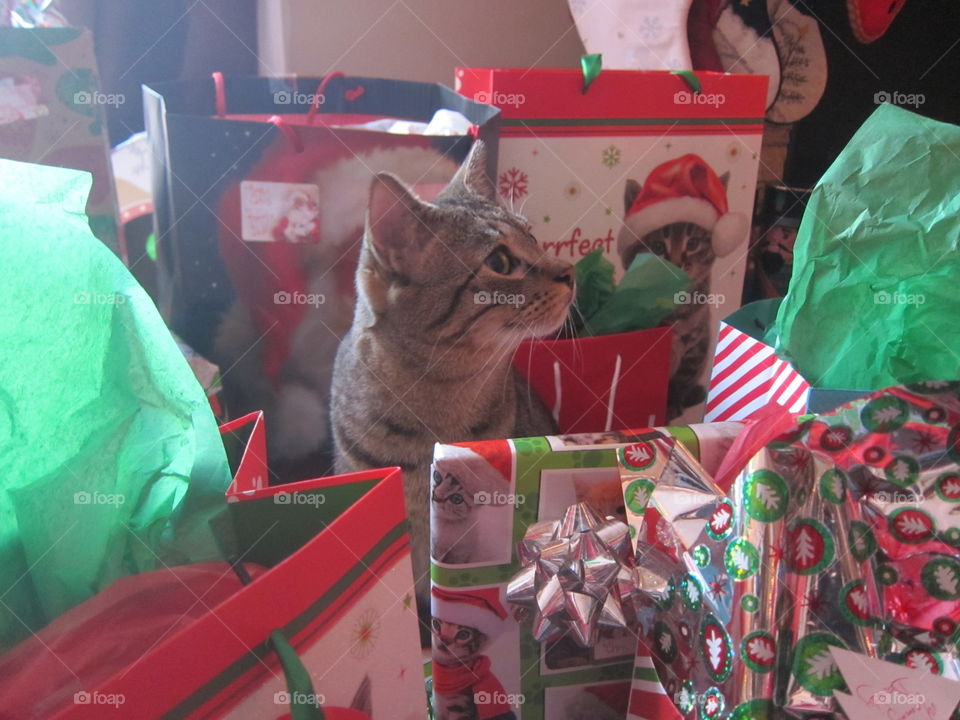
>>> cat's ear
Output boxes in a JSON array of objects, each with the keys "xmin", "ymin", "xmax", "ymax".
[
  {"xmin": 444, "ymin": 141, "xmax": 496, "ymax": 201},
  {"xmin": 623, "ymin": 179, "xmax": 641, "ymax": 214},
  {"xmin": 365, "ymin": 172, "xmax": 431, "ymax": 275}
]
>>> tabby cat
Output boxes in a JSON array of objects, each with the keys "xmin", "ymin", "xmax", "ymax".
[
  {"xmin": 330, "ymin": 141, "xmax": 574, "ymax": 631},
  {"xmin": 432, "ymin": 619, "xmax": 515, "ymax": 720},
  {"xmin": 618, "ymin": 179, "xmax": 717, "ymax": 420}
]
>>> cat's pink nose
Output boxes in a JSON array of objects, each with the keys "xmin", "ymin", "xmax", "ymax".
[{"xmin": 554, "ymin": 266, "xmax": 574, "ymax": 287}]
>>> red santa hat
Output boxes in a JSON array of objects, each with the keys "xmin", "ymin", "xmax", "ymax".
[
  {"xmin": 431, "ymin": 586, "xmax": 511, "ymax": 638},
  {"xmin": 433, "ymin": 441, "xmax": 513, "ymax": 499},
  {"xmin": 624, "ymin": 154, "xmax": 746, "ymax": 258}
]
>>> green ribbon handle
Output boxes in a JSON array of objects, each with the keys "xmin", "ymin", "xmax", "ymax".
[
  {"xmin": 270, "ymin": 630, "xmax": 326, "ymax": 720},
  {"xmin": 670, "ymin": 70, "xmax": 702, "ymax": 94},
  {"xmin": 581, "ymin": 53, "xmax": 602, "ymax": 94}
]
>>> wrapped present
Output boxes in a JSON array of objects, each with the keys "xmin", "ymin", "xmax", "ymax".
[
  {"xmin": 800, "ymin": 384, "xmax": 960, "ymax": 680},
  {"xmin": 456, "ymin": 65, "xmax": 766, "ymax": 423},
  {"xmin": 429, "ymin": 423, "xmax": 742, "ymax": 720},
  {"xmin": 635, "ymin": 384, "xmax": 960, "ymax": 718},
  {"xmin": 625, "ymin": 424, "xmax": 885, "ymax": 717}
]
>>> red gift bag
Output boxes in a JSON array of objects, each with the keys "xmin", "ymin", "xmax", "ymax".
[
  {"xmin": 512, "ymin": 326, "xmax": 673, "ymax": 433},
  {"xmin": 0, "ymin": 413, "xmax": 424, "ymax": 720}
]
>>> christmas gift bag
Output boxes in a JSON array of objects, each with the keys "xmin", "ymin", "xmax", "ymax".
[
  {"xmin": 0, "ymin": 28, "xmax": 121, "ymax": 254},
  {"xmin": 703, "ymin": 299, "xmax": 811, "ymax": 422},
  {"xmin": 144, "ymin": 73, "xmax": 499, "ymax": 463},
  {"xmin": 456, "ymin": 66, "xmax": 766, "ymax": 423},
  {"xmin": 429, "ymin": 423, "xmax": 742, "ymax": 720},
  {"xmin": 0, "ymin": 412, "xmax": 425, "ymax": 719}
]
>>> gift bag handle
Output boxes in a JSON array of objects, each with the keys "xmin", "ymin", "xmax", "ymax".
[
  {"xmin": 270, "ymin": 629, "xmax": 326, "ymax": 720},
  {"xmin": 210, "ymin": 71, "xmax": 363, "ymax": 126},
  {"xmin": 305, "ymin": 71, "xmax": 344, "ymax": 126}
]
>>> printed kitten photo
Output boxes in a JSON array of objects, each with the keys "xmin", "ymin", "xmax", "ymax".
[
  {"xmin": 330, "ymin": 141, "xmax": 575, "ymax": 634},
  {"xmin": 430, "ymin": 442, "xmax": 514, "ymax": 568},
  {"xmin": 616, "ymin": 153, "xmax": 745, "ymax": 420}
]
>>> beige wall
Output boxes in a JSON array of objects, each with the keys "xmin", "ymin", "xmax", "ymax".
[{"xmin": 258, "ymin": 0, "xmax": 586, "ymax": 85}]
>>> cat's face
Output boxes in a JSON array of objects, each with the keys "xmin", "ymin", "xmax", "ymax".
[
  {"xmin": 431, "ymin": 617, "xmax": 486, "ymax": 666},
  {"xmin": 431, "ymin": 467, "xmax": 473, "ymax": 521},
  {"xmin": 617, "ymin": 178, "xmax": 715, "ymax": 282},
  {"xmin": 358, "ymin": 142, "xmax": 575, "ymax": 353},
  {"xmin": 618, "ymin": 219, "xmax": 714, "ymax": 278}
]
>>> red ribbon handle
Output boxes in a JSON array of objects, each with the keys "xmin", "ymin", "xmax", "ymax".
[
  {"xmin": 212, "ymin": 71, "xmax": 227, "ymax": 118},
  {"xmin": 268, "ymin": 115, "xmax": 303, "ymax": 153},
  {"xmin": 305, "ymin": 71, "xmax": 346, "ymax": 127}
]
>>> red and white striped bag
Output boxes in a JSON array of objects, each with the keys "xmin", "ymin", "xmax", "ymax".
[{"xmin": 703, "ymin": 303, "xmax": 810, "ymax": 422}]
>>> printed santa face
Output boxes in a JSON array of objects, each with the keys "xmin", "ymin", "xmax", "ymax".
[{"xmin": 281, "ymin": 190, "xmax": 319, "ymax": 242}]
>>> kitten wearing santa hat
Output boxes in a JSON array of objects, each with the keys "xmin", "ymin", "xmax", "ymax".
[
  {"xmin": 617, "ymin": 154, "xmax": 746, "ymax": 420},
  {"xmin": 431, "ymin": 586, "xmax": 517, "ymax": 720}
]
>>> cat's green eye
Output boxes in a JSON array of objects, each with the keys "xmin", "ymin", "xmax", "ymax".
[
  {"xmin": 484, "ymin": 247, "xmax": 515, "ymax": 275},
  {"xmin": 686, "ymin": 236, "xmax": 701, "ymax": 250},
  {"xmin": 432, "ymin": 619, "xmax": 441, "ymax": 632},
  {"xmin": 652, "ymin": 241, "xmax": 667, "ymax": 255},
  {"xmin": 455, "ymin": 629, "xmax": 471, "ymax": 641},
  {"xmin": 450, "ymin": 493, "xmax": 464, "ymax": 505},
  {"xmin": 433, "ymin": 470, "xmax": 442, "ymax": 485}
]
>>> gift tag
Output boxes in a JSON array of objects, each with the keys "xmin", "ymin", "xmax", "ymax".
[{"xmin": 831, "ymin": 647, "xmax": 960, "ymax": 719}]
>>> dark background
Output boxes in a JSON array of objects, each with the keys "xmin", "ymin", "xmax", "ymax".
[{"xmin": 786, "ymin": 0, "xmax": 960, "ymax": 187}]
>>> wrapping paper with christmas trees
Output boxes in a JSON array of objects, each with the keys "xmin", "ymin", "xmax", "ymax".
[{"xmin": 622, "ymin": 383, "xmax": 960, "ymax": 718}]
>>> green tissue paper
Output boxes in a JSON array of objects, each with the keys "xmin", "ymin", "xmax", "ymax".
[
  {"xmin": 0, "ymin": 160, "xmax": 231, "ymax": 649},
  {"xmin": 772, "ymin": 104, "xmax": 960, "ymax": 389},
  {"xmin": 573, "ymin": 249, "xmax": 688, "ymax": 337}
]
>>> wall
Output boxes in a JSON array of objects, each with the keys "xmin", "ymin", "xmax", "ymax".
[{"xmin": 257, "ymin": 0, "xmax": 586, "ymax": 85}]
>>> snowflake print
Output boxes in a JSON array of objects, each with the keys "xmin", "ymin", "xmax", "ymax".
[
  {"xmin": 349, "ymin": 608, "xmax": 381, "ymax": 659},
  {"xmin": 638, "ymin": 15, "xmax": 663, "ymax": 42},
  {"xmin": 601, "ymin": 145, "xmax": 621, "ymax": 168},
  {"xmin": 498, "ymin": 167, "xmax": 528, "ymax": 202}
]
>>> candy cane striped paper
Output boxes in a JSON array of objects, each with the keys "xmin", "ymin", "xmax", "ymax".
[
  {"xmin": 704, "ymin": 322, "xmax": 810, "ymax": 422},
  {"xmin": 626, "ymin": 650, "xmax": 682, "ymax": 720}
]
